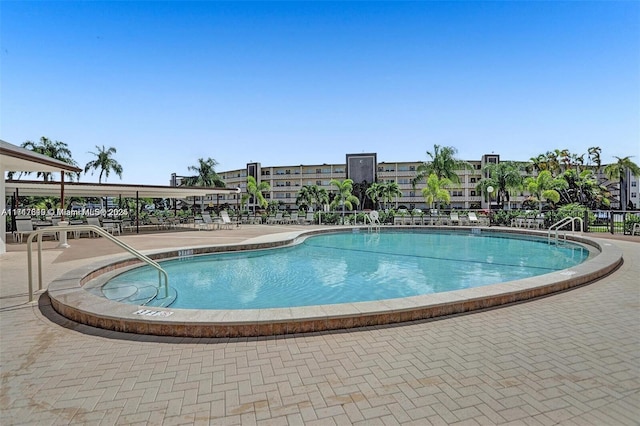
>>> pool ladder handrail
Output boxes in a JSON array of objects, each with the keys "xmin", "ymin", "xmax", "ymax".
[
  {"xmin": 364, "ymin": 211, "xmax": 381, "ymax": 233},
  {"xmin": 548, "ymin": 216, "xmax": 583, "ymax": 245},
  {"xmin": 26, "ymin": 225, "xmax": 169, "ymax": 303}
]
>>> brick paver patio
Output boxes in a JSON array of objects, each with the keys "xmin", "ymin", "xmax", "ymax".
[{"xmin": 1, "ymin": 225, "xmax": 638, "ymax": 425}]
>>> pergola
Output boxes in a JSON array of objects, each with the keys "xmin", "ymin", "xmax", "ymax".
[
  {"xmin": 1, "ymin": 139, "xmax": 82, "ymax": 254},
  {"xmin": 1, "ymin": 139, "xmax": 240, "ymax": 254}
]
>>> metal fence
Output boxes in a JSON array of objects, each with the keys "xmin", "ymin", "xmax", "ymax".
[{"xmin": 586, "ymin": 210, "xmax": 640, "ymax": 236}]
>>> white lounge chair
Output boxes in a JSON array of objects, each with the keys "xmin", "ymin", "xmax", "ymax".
[
  {"xmin": 219, "ymin": 211, "xmax": 235, "ymax": 229},
  {"xmin": 197, "ymin": 213, "xmax": 218, "ymax": 231},
  {"xmin": 267, "ymin": 212, "xmax": 284, "ymax": 225},
  {"xmin": 303, "ymin": 211, "xmax": 315, "ymax": 225},
  {"xmin": 13, "ymin": 217, "xmax": 35, "ymax": 243},
  {"xmin": 450, "ymin": 212, "xmax": 459, "ymax": 225},
  {"xmin": 468, "ymin": 212, "xmax": 479, "ymax": 225}
]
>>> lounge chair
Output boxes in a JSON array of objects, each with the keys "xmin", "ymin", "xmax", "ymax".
[
  {"xmin": 219, "ymin": 211, "xmax": 235, "ymax": 229},
  {"xmin": 197, "ymin": 213, "xmax": 218, "ymax": 231},
  {"xmin": 450, "ymin": 212, "xmax": 459, "ymax": 225},
  {"xmin": 286, "ymin": 212, "xmax": 298, "ymax": 224},
  {"xmin": 267, "ymin": 212, "xmax": 284, "ymax": 225},
  {"xmin": 13, "ymin": 217, "xmax": 35, "ymax": 243},
  {"xmin": 302, "ymin": 211, "xmax": 315, "ymax": 225},
  {"xmin": 148, "ymin": 216, "xmax": 167, "ymax": 230},
  {"xmin": 468, "ymin": 212, "xmax": 479, "ymax": 225},
  {"xmin": 86, "ymin": 217, "xmax": 103, "ymax": 237}
]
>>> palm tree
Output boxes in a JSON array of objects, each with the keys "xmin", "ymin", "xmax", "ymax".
[
  {"xmin": 380, "ymin": 182, "xmax": 402, "ymax": 210},
  {"xmin": 524, "ymin": 170, "xmax": 568, "ymax": 211},
  {"xmin": 246, "ymin": 175, "xmax": 270, "ymax": 213},
  {"xmin": 604, "ymin": 156, "xmax": 640, "ymax": 210},
  {"xmin": 412, "ymin": 144, "xmax": 472, "ymax": 186},
  {"xmin": 21, "ymin": 137, "xmax": 78, "ymax": 181},
  {"xmin": 183, "ymin": 158, "xmax": 225, "ymax": 188},
  {"xmin": 365, "ymin": 182, "xmax": 383, "ymax": 210},
  {"xmin": 330, "ymin": 178, "xmax": 360, "ymax": 223},
  {"xmin": 296, "ymin": 185, "xmax": 315, "ymax": 211},
  {"xmin": 296, "ymin": 184, "xmax": 328, "ymax": 212},
  {"xmin": 84, "ymin": 145, "xmax": 123, "ymax": 183},
  {"xmin": 479, "ymin": 162, "xmax": 523, "ymax": 210},
  {"xmin": 421, "ymin": 173, "xmax": 451, "ymax": 210}
]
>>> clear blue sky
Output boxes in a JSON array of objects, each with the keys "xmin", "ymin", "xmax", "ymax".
[{"xmin": 2, "ymin": 1, "xmax": 638, "ymax": 185}]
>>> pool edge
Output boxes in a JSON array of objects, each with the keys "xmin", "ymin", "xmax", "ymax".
[{"xmin": 47, "ymin": 228, "xmax": 623, "ymax": 337}]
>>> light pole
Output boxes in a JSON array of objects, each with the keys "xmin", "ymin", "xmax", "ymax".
[{"xmin": 487, "ymin": 186, "xmax": 494, "ymax": 227}]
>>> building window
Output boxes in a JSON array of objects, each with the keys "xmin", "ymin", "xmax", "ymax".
[
  {"xmin": 470, "ymin": 177, "xmax": 476, "ymax": 183},
  {"xmin": 316, "ymin": 168, "xmax": 321, "ymax": 174},
  {"xmin": 632, "ymin": 192, "xmax": 637, "ymax": 198},
  {"xmin": 632, "ymin": 182, "xmax": 637, "ymax": 187},
  {"xmin": 471, "ymin": 191, "xmax": 476, "ymax": 196}
]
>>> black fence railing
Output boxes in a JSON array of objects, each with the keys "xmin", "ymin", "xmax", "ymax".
[{"xmin": 585, "ymin": 210, "xmax": 640, "ymax": 236}]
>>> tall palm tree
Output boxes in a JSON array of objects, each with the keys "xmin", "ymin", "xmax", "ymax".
[
  {"xmin": 21, "ymin": 137, "xmax": 78, "ymax": 181},
  {"xmin": 380, "ymin": 182, "xmax": 402, "ymax": 210},
  {"xmin": 330, "ymin": 178, "xmax": 360, "ymax": 223},
  {"xmin": 297, "ymin": 184, "xmax": 328, "ymax": 212},
  {"xmin": 479, "ymin": 161, "xmax": 523, "ymax": 210},
  {"xmin": 84, "ymin": 145, "xmax": 123, "ymax": 183},
  {"xmin": 524, "ymin": 170, "xmax": 568, "ymax": 211},
  {"xmin": 604, "ymin": 156, "xmax": 640, "ymax": 210},
  {"xmin": 182, "ymin": 158, "xmax": 225, "ymax": 188},
  {"xmin": 421, "ymin": 173, "xmax": 451, "ymax": 210},
  {"xmin": 365, "ymin": 182, "xmax": 383, "ymax": 210},
  {"xmin": 246, "ymin": 175, "xmax": 270, "ymax": 213},
  {"xmin": 412, "ymin": 144, "xmax": 472, "ymax": 186}
]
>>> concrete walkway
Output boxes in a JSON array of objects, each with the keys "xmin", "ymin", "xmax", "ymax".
[{"xmin": 1, "ymin": 225, "xmax": 638, "ymax": 425}]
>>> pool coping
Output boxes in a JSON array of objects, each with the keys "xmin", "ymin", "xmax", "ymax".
[{"xmin": 47, "ymin": 227, "xmax": 623, "ymax": 337}]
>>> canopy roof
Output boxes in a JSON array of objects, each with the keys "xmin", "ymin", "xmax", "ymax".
[
  {"xmin": 0, "ymin": 139, "xmax": 83, "ymax": 173},
  {"xmin": 5, "ymin": 180, "xmax": 239, "ymax": 198}
]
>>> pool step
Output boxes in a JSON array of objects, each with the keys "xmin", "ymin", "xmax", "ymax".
[{"xmin": 145, "ymin": 287, "xmax": 178, "ymax": 308}]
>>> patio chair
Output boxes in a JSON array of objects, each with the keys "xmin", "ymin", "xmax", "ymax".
[
  {"xmin": 197, "ymin": 213, "xmax": 218, "ymax": 231},
  {"xmin": 219, "ymin": 211, "xmax": 235, "ymax": 229},
  {"xmin": 267, "ymin": 212, "xmax": 284, "ymax": 225},
  {"xmin": 13, "ymin": 217, "xmax": 35, "ymax": 243},
  {"xmin": 286, "ymin": 212, "xmax": 299, "ymax": 224},
  {"xmin": 468, "ymin": 212, "xmax": 479, "ymax": 225},
  {"xmin": 102, "ymin": 219, "xmax": 121, "ymax": 236},
  {"xmin": 302, "ymin": 211, "xmax": 315, "ymax": 225},
  {"xmin": 449, "ymin": 212, "xmax": 459, "ymax": 225}
]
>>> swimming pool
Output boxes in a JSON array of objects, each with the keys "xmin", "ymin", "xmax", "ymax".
[
  {"xmin": 96, "ymin": 230, "xmax": 590, "ymax": 310},
  {"xmin": 49, "ymin": 227, "xmax": 621, "ymax": 337}
]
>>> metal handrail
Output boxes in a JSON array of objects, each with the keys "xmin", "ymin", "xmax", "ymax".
[
  {"xmin": 548, "ymin": 216, "xmax": 583, "ymax": 244},
  {"xmin": 25, "ymin": 225, "xmax": 169, "ymax": 302}
]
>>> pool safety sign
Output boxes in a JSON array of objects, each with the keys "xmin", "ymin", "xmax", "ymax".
[{"xmin": 133, "ymin": 309, "xmax": 174, "ymax": 317}]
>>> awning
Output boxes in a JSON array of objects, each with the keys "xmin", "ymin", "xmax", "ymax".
[
  {"xmin": 1, "ymin": 139, "xmax": 83, "ymax": 174},
  {"xmin": 5, "ymin": 180, "xmax": 238, "ymax": 199}
]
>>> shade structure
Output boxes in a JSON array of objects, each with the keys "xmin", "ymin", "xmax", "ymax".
[{"xmin": 1, "ymin": 139, "xmax": 84, "ymax": 254}]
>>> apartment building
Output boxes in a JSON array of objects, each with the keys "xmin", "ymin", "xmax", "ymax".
[{"xmin": 172, "ymin": 153, "xmax": 638, "ymax": 212}]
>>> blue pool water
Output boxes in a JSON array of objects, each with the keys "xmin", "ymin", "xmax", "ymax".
[{"xmin": 98, "ymin": 230, "xmax": 590, "ymax": 309}]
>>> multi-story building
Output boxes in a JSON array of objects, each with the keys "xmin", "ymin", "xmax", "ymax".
[{"xmin": 172, "ymin": 152, "xmax": 638, "ymax": 212}]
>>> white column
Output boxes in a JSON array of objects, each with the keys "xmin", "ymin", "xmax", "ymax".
[{"xmin": 1, "ymin": 166, "xmax": 6, "ymax": 254}]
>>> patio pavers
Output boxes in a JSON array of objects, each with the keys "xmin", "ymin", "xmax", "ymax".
[{"xmin": 1, "ymin": 226, "xmax": 638, "ymax": 425}]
